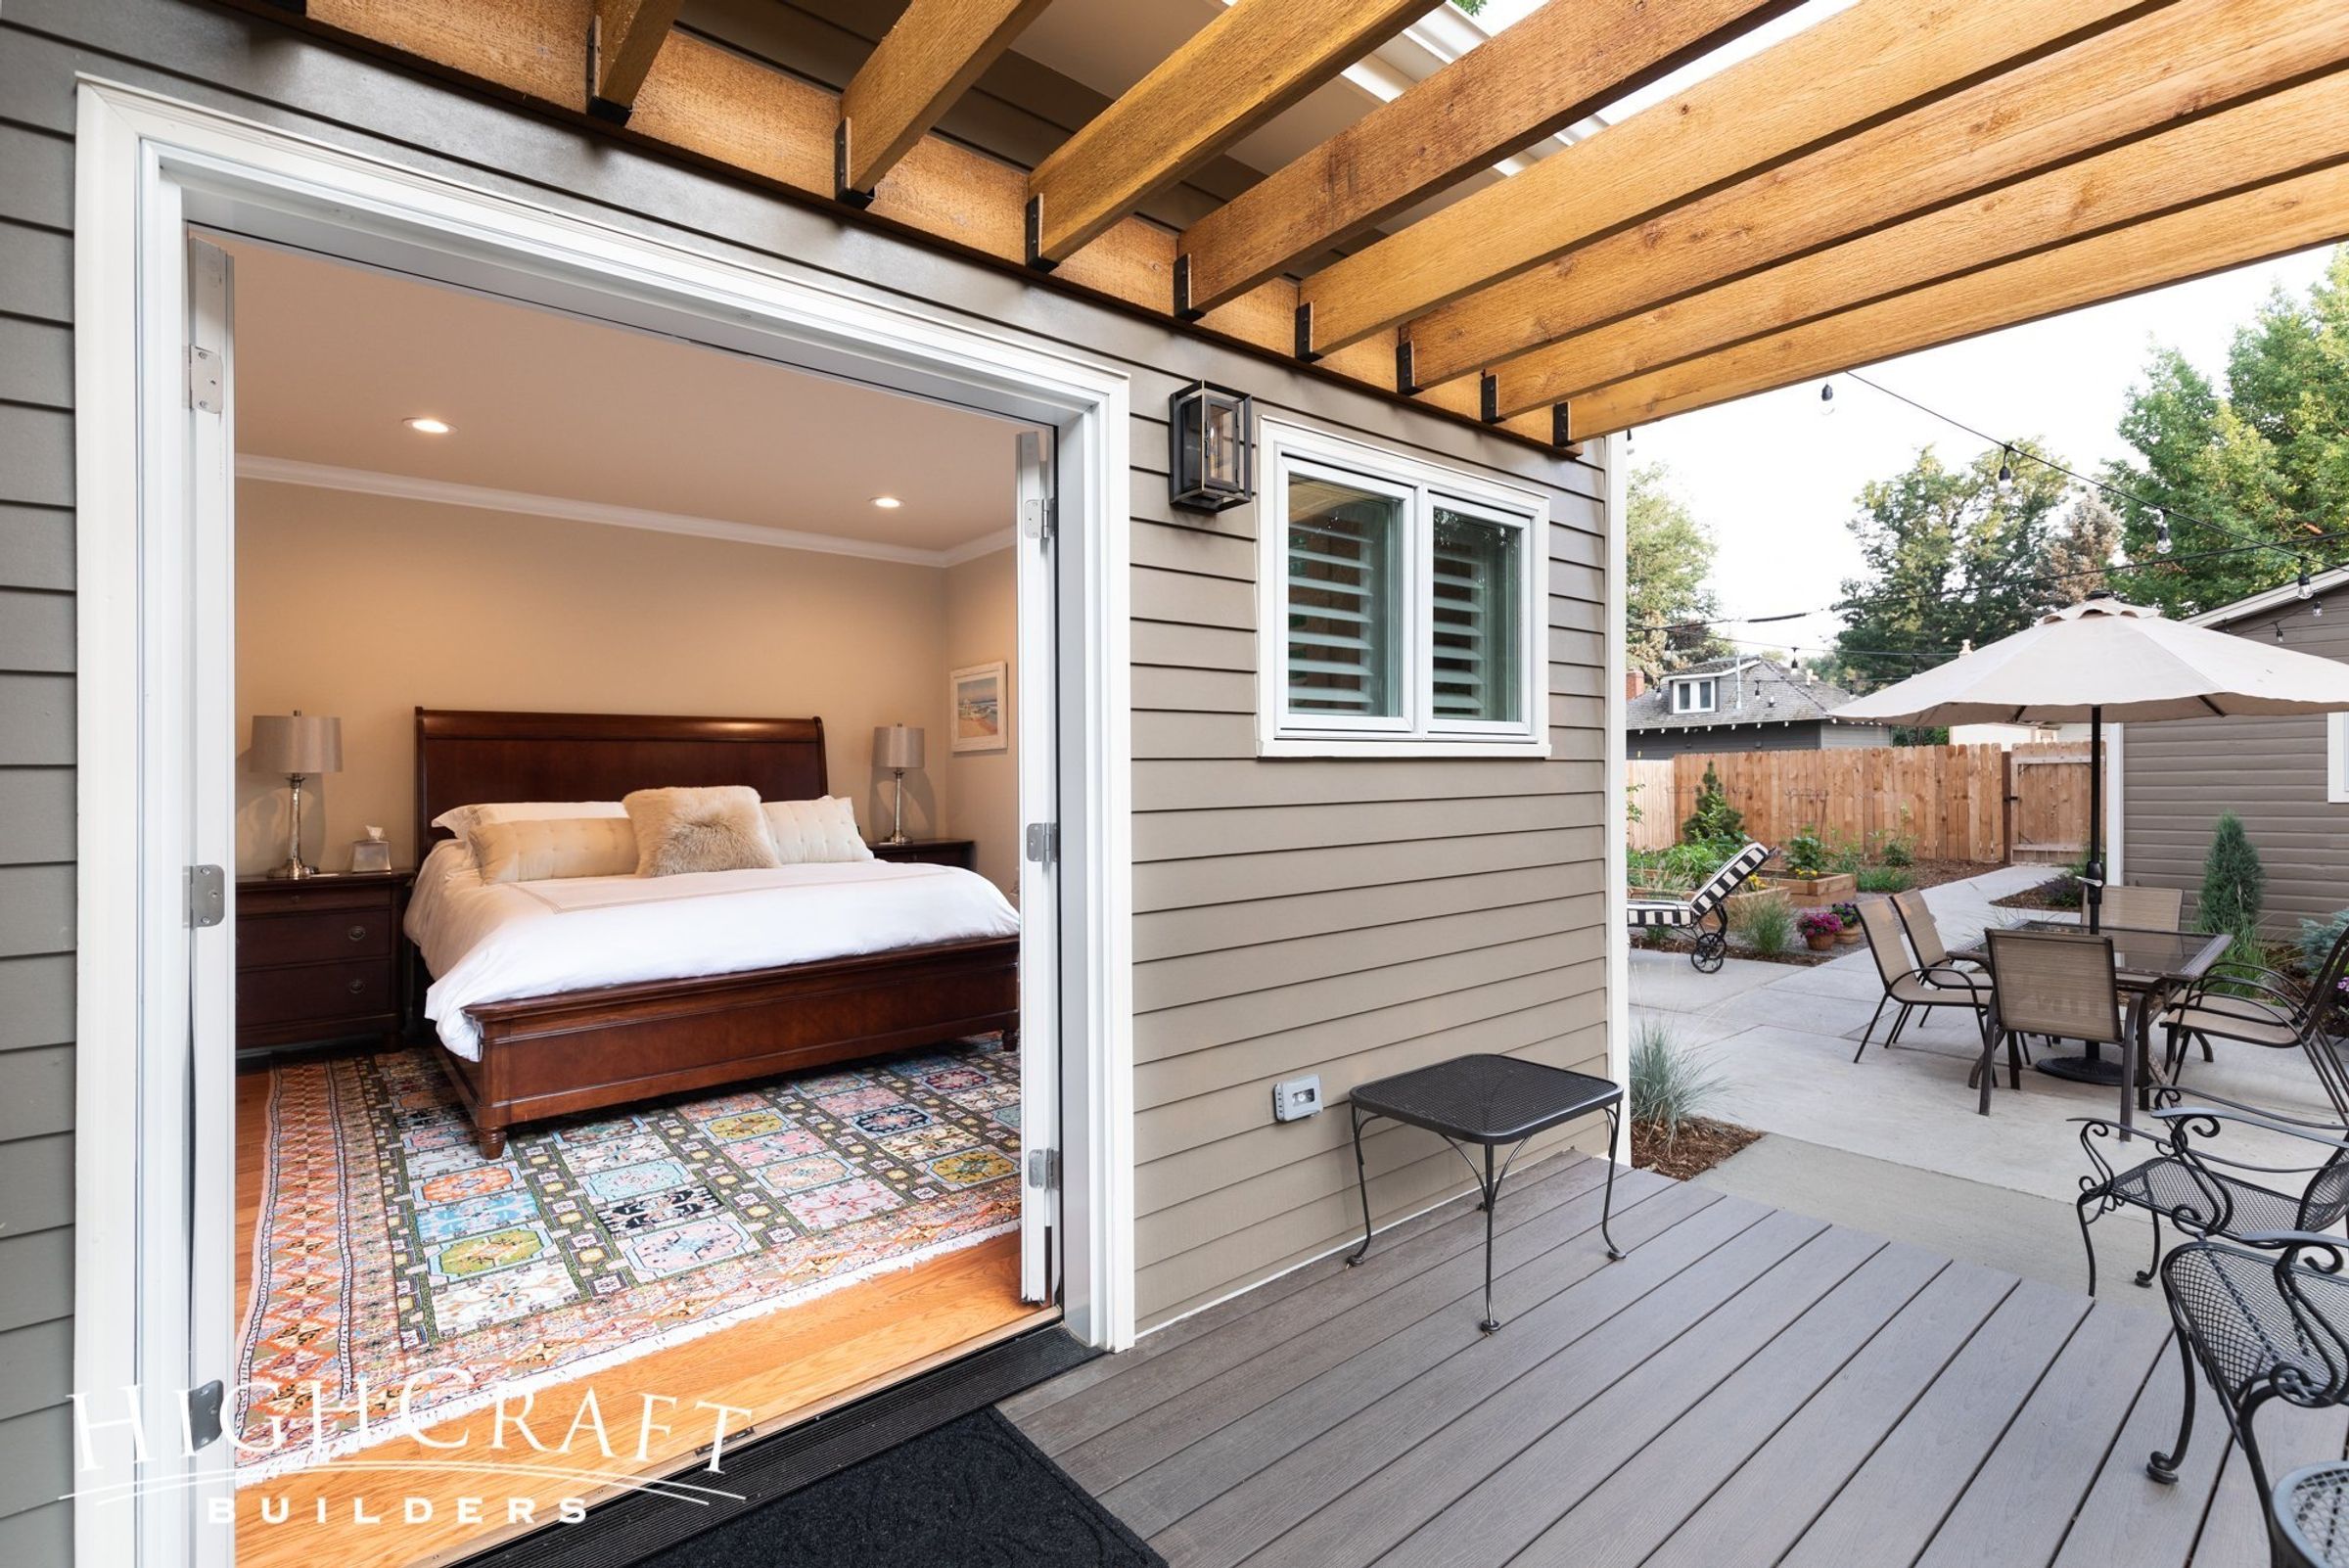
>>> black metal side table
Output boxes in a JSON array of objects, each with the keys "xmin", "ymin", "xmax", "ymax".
[
  {"xmin": 1345, "ymin": 1054, "xmax": 1625, "ymax": 1333},
  {"xmin": 2278, "ymin": 1461, "xmax": 2349, "ymax": 1567}
]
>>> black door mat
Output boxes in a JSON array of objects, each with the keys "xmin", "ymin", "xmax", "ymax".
[
  {"xmin": 636, "ymin": 1407, "xmax": 1163, "ymax": 1567},
  {"xmin": 460, "ymin": 1324, "xmax": 1103, "ymax": 1568}
]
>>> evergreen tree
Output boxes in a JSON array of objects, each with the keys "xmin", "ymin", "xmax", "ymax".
[
  {"xmin": 2198, "ymin": 811, "xmax": 2267, "ymax": 945},
  {"xmin": 1680, "ymin": 763, "xmax": 1746, "ymax": 847},
  {"xmin": 2040, "ymin": 495, "xmax": 2123, "ymax": 597}
]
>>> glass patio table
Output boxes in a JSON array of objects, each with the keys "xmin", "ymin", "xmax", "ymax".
[{"xmin": 1955, "ymin": 920, "xmax": 2230, "ymax": 1139}]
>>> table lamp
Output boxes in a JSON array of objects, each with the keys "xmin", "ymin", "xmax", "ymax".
[
  {"xmin": 872, "ymin": 723, "xmax": 925, "ymax": 846},
  {"xmin": 252, "ymin": 710, "xmax": 343, "ymax": 879}
]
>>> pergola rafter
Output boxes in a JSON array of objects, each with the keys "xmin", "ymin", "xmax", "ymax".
[{"xmin": 226, "ymin": 0, "xmax": 2349, "ymax": 451}]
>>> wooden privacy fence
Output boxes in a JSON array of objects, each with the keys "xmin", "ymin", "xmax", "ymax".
[{"xmin": 1627, "ymin": 741, "xmax": 2097, "ymax": 864}]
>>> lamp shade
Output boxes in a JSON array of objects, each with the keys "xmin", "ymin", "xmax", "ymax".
[
  {"xmin": 252, "ymin": 712, "xmax": 343, "ymax": 774},
  {"xmin": 873, "ymin": 723, "xmax": 926, "ymax": 770}
]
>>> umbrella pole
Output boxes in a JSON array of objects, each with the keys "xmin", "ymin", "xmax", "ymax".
[{"xmin": 2086, "ymin": 705, "xmax": 2103, "ymax": 936}]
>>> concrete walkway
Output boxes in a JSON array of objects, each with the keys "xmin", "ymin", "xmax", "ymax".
[{"xmin": 1635, "ymin": 865, "xmax": 2338, "ymax": 1299}]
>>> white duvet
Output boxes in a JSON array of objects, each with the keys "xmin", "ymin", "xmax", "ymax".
[{"xmin": 405, "ymin": 843, "xmax": 1021, "ymax": 1058}]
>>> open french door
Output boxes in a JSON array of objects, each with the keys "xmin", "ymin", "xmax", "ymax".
[{"xmin": 1013, "ymin": 429, "xmax": 1060, "ymax": 1306}]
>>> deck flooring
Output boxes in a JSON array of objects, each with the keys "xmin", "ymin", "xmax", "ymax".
[{"xmin": 1002, "ymin": 1155, "xmax": 2345, "ymax": 1568}]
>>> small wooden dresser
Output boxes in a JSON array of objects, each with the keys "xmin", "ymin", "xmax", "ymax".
[{"xmin": 236, "ymin": 870, "xmax": 411, "ymax": 1054}]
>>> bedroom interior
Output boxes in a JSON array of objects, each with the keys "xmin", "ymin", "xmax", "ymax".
[{"xmin": 214, "ymin": 235, "xmax": 1054, "ymax": 1566}]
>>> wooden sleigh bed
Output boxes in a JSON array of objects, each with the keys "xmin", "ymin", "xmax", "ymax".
[{"xmin": 413, "ymin": 708, "xmax": 1020, "ymax": 1156}]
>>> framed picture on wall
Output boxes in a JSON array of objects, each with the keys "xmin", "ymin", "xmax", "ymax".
[{"xmin": 950, "ymin": 662, "xmax": 1008, "ymax": 753}]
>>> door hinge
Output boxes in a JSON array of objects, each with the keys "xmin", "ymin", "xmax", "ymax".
[
  {"xmin": 186, "ymin": 864, "xmax": 226, "ymax": 928},
  {"xmin": 1023, "ymin": 494, "xmax": 1057, "ymax": 544},
  {"xmin": 1026, "ymin": 1147, "xmax": 1059, "ymax": 1189},
  {"xmin": 1024, "ymin": 822, "xmax": 1059, "ymax": 865},
  {"xmin": 185, "ymin": 1380, "xmax": 226, "ymax": 1451},
  {"xmin": 186, "ymin": 345, "xmax": 223, "ymax": 414}
]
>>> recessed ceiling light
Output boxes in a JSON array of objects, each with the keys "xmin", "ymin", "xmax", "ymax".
[
  {"xmin": 404, "ymin": 416, "xmax": 453, "ymax": 436},
  {"xmin": 870, "ymin": 495, "xmax": 902, "ymax": 509}
]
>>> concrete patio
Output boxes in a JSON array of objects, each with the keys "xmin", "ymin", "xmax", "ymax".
[{"xmin": 1634, "ymin": 866, "xmax": 2341, "ymax": 1298}]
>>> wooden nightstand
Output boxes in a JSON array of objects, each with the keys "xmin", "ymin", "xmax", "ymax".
[
  {"xmin": 869, "ymin": 838, "xmax": 977, "ymax": 870},
  {"xmin": 236, "ymin": 870, "xmax": 412, "ymax": 1055}
]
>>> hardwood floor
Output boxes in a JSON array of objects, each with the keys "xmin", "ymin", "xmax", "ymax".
[{"xmin": 231, "ymin": 1066, "xmax": 1046, "ymax": 1568}]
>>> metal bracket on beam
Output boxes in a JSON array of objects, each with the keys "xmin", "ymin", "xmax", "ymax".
[
  {"xmin": 1173, "ymin": 254, "xmax": 1202, "ymax": 321},
  {"xmin": 1552, "ymin": 402, "xmax": 1573, "ymax": 450},
  {"xmin": 1024, "ymin": 196, "xmax": 1058, "ymax": 273},
  {"xmin": 1293, "ymin": 302, "xmax": 1320, "ymax": 364},
  {"xmin": 584, "ymin": 14, "xmax": 630, "ymax": 124},
  {"xmin": 1479, "ymin": 372, "xmax": 1501, "ymax": 425},
  {"xmin": 1396, "ymin": 339, "xmax": 1418, "ymax": 397},
  {"xmin": 834, "ymin": 121, "xmax": 876, "ymax": 209}
]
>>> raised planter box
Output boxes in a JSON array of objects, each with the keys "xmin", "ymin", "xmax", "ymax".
[{"xmin": 1758, "ymin": 871, "xmax": 1857, "ymax": 909}]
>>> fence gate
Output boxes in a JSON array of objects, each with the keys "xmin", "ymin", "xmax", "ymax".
[{"xmin": 2007, "ymin": 742, "xmax": 2097, "ymax": 865}]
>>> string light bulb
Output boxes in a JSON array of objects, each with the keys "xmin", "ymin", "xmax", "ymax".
[
  {"xmin": 2276, "ymin": 621, "xmax": 2287, "ymax": 643},
  {"xmin": 1819, "ymin": 381, "xmax": 1836, "ymax": 416},
  {"xmin": 2298, "ymin": 562, "xmax": 2314, "ymax": 599},
  {"xmin": 1997, "ymin": 445, "xmax": 2014, "ymax": 485},
  {"xmin": 2154, "ymin": 511, "xmax": 2173, "ymax": 555}
]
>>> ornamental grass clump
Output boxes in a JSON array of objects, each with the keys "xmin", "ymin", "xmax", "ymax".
[
  {"xmin": 1629, "ymin": 1020, "xmax": 1727, "ymax": 1150},
  {"xmin": 1737, "ymin": 892, "xmax": 1795, "ymax": 956}
]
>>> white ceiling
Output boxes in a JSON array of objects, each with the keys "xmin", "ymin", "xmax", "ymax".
[{"xmin": 218, "ymin": 237, "xmax": 1019, "ymax": 557}]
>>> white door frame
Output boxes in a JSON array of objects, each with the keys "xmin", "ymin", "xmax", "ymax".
[{"xmin": 71, "ymin": 75, "xmax": 1135, "ymax": 1568}]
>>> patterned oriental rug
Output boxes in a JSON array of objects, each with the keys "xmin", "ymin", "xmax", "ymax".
[{"xmin": 233, "ymin": 1037, "xmax": 1022, "ymax": 1476}]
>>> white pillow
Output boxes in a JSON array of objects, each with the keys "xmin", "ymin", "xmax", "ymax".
[
  {"xmin": 761, "ymin": 796, "xmax": 874, "ymax": 864},
  {"xmin": 431, "ymin": 800, "xmax": 627, "ymax": 841}
]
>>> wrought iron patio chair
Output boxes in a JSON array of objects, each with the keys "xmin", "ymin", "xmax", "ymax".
[
  {"xmin": 2149, "ymin": 1230, "xmax": 2349, "ymax": 1563},
  {"xmin": 2099, "ymin": 883, "xmax": 2186, "ymax": 932},
  {"xmin": 2074, "ymin": 1104, "xmax": 2349, "ymax": 1297},
  {"xmin": 2160, "ymin": 920, "xmax": 2349, "ymax": 1106},
  {"xmin": 1627, "ymin": 840, "xmax": 1769, "ymax": 974},
  {"xmin": 1852, "ymin": 898, "xmax": 1995, "ymax": 1064},
  {"xmin": 2275, "ymin": 1461, "xmax": 2349, "ymax": 1567},
  {"xmin": 1975, "ymin": 929, "xmax": 2124, "ymax": 1115}
]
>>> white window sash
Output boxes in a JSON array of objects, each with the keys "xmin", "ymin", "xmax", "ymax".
[{"xmin": 1273, "ymin": 453, "xmax": 1415, "ymax": 737}]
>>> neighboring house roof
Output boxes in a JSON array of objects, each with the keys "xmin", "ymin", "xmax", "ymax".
[
  {"xmin": 2188, "ymin": 564, "xmax": 2349, "ymax": 628},
  {"xmin": 1627, "ymin": 656, "xmax": 1879, "ymax": 733}
]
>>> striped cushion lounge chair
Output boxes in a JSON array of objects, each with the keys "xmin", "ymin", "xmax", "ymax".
[{"xmin": 1629, "ymin": 841, "xmax": 1771, "ymax": 974}]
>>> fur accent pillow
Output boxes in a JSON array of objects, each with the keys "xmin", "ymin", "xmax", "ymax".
[
  {"xmin": 623, "ymin": 785, "xmax": 780, "ymax": 877},
  {"xmin": 468, "ymin": 816, "xmax": 640, "ymax": 885},
  {"xmin": 760, "ymin": 796, "xmax": 874, "ymax": 864}
]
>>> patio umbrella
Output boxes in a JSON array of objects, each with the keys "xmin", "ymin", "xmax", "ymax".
[{"xmin": 1833, "ymin": 590, "xmax": 2349, "ymax": 936}]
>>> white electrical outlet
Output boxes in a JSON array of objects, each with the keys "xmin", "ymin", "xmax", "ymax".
[{"xmin": 1272, "ymin": 1075, "xmax": 1322, "ymax": 1123}]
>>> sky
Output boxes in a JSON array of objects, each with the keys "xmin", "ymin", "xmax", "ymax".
[{"xmin": 1451, "ymin": 0, "xmax": 2340, "ymax": 664}]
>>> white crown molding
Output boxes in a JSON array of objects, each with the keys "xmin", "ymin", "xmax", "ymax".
[{"xmin": 237, "ymin": 454, "xmax": 1009, "ymax": 568}]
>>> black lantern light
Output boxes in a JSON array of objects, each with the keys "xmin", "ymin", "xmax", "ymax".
[{"xmin": 1168, "ymin": 380, "xmax": 1254, "ymax": 512}]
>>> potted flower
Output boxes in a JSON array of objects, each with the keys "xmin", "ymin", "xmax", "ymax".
[
  {"xmin": 1797, "ymin": 908, "xmax": 1844, "ymax": 952},
  {"xmin": 1830, "ymin": 900, "xmax": 1864, "ymax": 945}
]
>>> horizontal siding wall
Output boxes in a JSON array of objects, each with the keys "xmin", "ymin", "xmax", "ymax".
[
  {"xmin": 2123, "ymin": 592, "xmax": 2349, "ymax": 934},
  {"xmin": 4, "ymin": 9, "xmax": 1609, "ymax": 1549}
]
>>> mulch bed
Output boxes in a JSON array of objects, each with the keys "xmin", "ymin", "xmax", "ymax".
[
  {"xmin": 1632, "ymin": 1116, "xmax": 1763, "ymax": 1181},
  {"xmin": 1635, "ymin": 930, "xmax": 1854, "ymax": 967},
  {"xmin": 1993, "ymin": 877, "xmax": 2083, "ymax": 913}
]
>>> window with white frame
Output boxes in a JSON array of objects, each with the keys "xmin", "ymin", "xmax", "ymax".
[
  {"xmin": 1260, "ymin": 422, "xmax": 1548, "ymax": 757},
  {"xmin": 1672, "ymin": 676, "xmax": 1718, "ymax": 715},
  {"xmin": 2330, "ymin": 712, "xmax": 2349, "ymax": 804}
]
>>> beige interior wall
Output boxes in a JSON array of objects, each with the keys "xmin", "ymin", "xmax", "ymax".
[
  {"xmin": 233, "ymin": 481, "xmax": 1014, "ymax": 875},
  {"xmin": 942, "ymin": 547, "xmax": 1021, "ymax": 898}
]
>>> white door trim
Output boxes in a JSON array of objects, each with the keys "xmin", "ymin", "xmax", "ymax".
[
  {"xmin": 71, "ymin": 75, "xmax": 1135, "ymax": 1568},
  {"xmin": 1602, "ymin": 436, "xmax": 1631, "ymax": 1149}
]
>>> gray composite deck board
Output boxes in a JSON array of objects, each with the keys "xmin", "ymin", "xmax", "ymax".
[{"xmin": 1004, "ymin": 1152, "xmax": 2347, "ymax": 1566}]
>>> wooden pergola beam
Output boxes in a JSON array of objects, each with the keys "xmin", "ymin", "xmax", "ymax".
[
  {"xmin": 588, "ymin": 0, "xmax": 684, "ymax": 123},
  {"xmin": 1291, "ymin": 0, "xmax": 2159, "ymax": 360},
  {"xmin": 1481, "ymin": 69, "xmax": 2349, "ymax": 419},
  {"xmin": 1024, "ymin": 0, "xmax": 1441, "ymax": 270},
  {"xmin": 1559, "ymin": 161, "xmax": 2349, "ymax": 440},
  {"xmin": 836, "ymin": 0, "xmax": 1055, "ymax": 205},
  {"xmin": 1173, "ymin": 0, "xmax": 1797, "ymax": 319},
  {"xmin": 1415, "ymin": 0, "xmax": 2349, "ymax": 393}
]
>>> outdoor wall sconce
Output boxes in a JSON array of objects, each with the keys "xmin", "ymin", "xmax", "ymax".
[{"xmin": 1168, "ymin": 380, "xmax": 1254, "ymax": 512}]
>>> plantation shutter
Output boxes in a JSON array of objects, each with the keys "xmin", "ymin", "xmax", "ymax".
[
  {"xmin": 1430, "ymin": 506, "xmax": 1523, "ymax": 723},
  {"xmin": 1286, "ymin": 472, "xmax": 1402, "ymax": 718}
]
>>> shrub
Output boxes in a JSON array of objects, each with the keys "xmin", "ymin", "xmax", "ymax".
[
  {"xmin": 2199, "ymin": 811, "xmax": 2266, "ymax": 937},
  {"xmin": 1796, "ymin": 908, "xmax": 1844, "ymax": 940},
  {"xmin": 1681, "ymin": 763, "xmax": 1746, "ymax": 846},
  {"xmin": 1629, "ymin": 1019, "xmax": 1727, "ymax": 1148},
  {"xmin": 1738, "ymin": 893, "xmax": 1795, "ymax": 955},
  {"xmin": 1783, "ymin": 826, "xmax": 1829, "ymax": 880},
  {"xmin": 1856, "ymin": 865, "xmax": 1913, "ymax": 894},
  {"xmin": 2299, "ymin": 909, "xmax": 2349, "ymax": 974}
]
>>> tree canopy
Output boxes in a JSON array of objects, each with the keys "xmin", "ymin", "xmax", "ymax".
[
  {"xmin": 2101, "ymin": 247, "xmax": 2349, "ymax": 617},
  {"xmin": 1626, "ymin": 463, "xmax": 1727, "ymax": 679}
]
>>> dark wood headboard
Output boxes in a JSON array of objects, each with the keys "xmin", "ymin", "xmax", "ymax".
[{"xmin": 414, "ymin": 709, "xmax": 829, "ymax": 849}]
